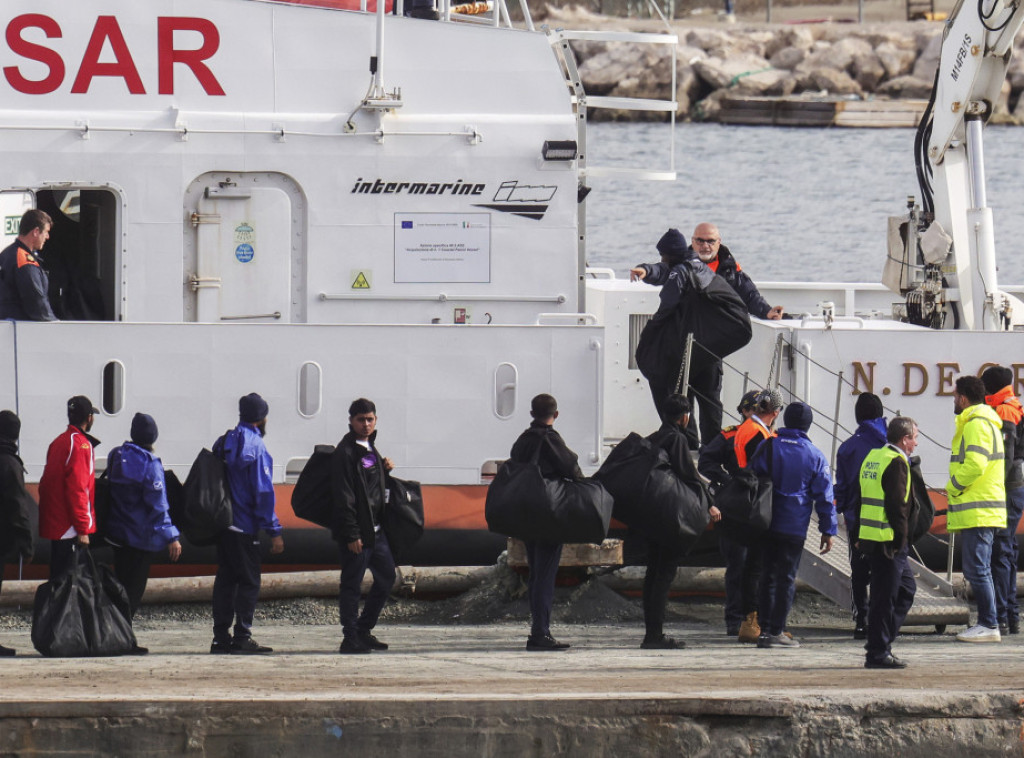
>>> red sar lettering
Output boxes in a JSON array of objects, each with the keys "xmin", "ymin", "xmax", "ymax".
[{"xmin": 3, "ymin": 14, "xmax": 225, "ymax": 96}]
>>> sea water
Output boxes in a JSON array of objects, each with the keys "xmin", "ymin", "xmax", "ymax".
[{"xmin": 584, "ymin": 122, "xmax": 1024, "ymax": 285}]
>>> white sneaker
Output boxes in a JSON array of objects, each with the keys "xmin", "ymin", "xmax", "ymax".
[{"xmin": 956, "ymin": 625, "xmax": 1001, "ymax": 643}]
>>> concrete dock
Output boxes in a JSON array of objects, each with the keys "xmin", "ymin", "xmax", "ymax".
[{"xmin": 1, "ymin": 619, "xmax": 1022, "ymax": 757}]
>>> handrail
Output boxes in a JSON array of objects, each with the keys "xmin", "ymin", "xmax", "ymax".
[{"xmin": 319, "ymin": 292, "xmax": 566, "ymax": 303}]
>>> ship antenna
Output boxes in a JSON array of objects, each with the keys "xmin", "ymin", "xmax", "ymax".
[{"xmin": 344, "ymin": 0, "xmax": 403, "ymax": 133}]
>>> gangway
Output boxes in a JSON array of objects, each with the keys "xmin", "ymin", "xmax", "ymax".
[{"xmin": 797, "ymin": 519, "xmax": 970, "ymax": 632}]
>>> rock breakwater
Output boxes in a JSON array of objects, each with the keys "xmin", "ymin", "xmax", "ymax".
[{"xmin": 549, "ymin": 6, "xmax": 1024, "ymax": 123}]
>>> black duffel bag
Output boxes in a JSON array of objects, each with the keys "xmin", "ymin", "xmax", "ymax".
[
  {"xmin": 715, "ymin": 438, "xmax": 774, "ymax": 533},
  {"xmin": 385, "ymin": 475, "xmax": 425, "ymax": 563},
  {"xmin": 485, "ymin": 449, "xmax": 612, "ymax": 544},
  {"xmin": 292, "ymin": 445, "xmax": 337, "ymax": 529},
  {"xmin": 32, "ymin": 547, "xmax": 136, "ymax": 658},
  {"xmin": 595, "ymin": 432, "xmax": 710, "ymax": 554},
  {"xmin": 180, "ymin": 445, "xmax": 233, "ymax": 546},
  {"xmin": 908, "ymin": 455, "xmax": 935, "ymax": 545}
]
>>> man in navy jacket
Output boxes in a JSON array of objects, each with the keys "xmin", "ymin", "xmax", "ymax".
[
  {"xmin": 833, "ymin": 393, "xmax": 887, "ymax": 639},
  {"xmin": 749, "ymin": 402, "xmax": 836, "ymax": 648}
]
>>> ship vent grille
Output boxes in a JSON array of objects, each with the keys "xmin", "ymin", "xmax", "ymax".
[{"xmin": 628, "ymin": 313, "xmax": 652, "ymax": 370}]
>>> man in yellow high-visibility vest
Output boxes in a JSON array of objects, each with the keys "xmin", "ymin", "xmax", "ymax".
[
  {"xmin": 947, "ymin": 376, "xmax": 1007, "ymax": 643},
  {"xmin": 856, "ymin": 416, "xmax": 919, "ymax": 669}
]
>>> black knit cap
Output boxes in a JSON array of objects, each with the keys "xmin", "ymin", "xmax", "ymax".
[
  {"xmin": 239, "ymin": 392, "xmax": 269, "ymax": 424},
  {"xmin": 981, "ymin": 366, "xmax": 1014, "ymax": 396},
  {"xmin": 783, "ymin": 402, "xmax": 813, "ymax": 432},
  {"xmin": 130, "ymin": 412, "xmax": 158, "ymax": 446},
  {"xmin": 0, "ymin": 410, "xmax": 20, "ymax": 442},
  {"xmin": 854, "ymin": 393, "xmax": 884, "ymax": 424},
  {"xmin": 656, "ymin": 228, "xmax": 690, "ymax": 263}
]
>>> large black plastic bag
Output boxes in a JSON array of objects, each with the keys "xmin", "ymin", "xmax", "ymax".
[
  {"xmin": 636, "ymin": 267, "xmax": 752, "ymax": 387},
  {"xmin": 180, "ymin": 448, "xmax": 233, "ymax": 546},
  {"xmin": 292, "ymin": 445, "xmax": 336, "ymax": 529},
  {"xmin": 485, "ymin": 459, "xmax": 612, "ymax": 544},
  {"xmin": 385, "ymin": 476, "xmax": 425, "ymax": 562},
  {"xmin": 715, "ymin": 440, "xmax": 774, "ymax": 533},
  {"xmin": 908, "ymin": 455, "xmax": 935, "ymax": 545},
  {"xmin": 31, "ymin": 548, "xmax": 136, "ymax": 657},
  {"xmin": 595, "ymin": 433, "xmax": 710, "ymax": 554}
]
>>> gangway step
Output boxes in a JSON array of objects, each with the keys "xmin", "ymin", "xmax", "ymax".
[{"xmin": 797, "ymin": 521, "xmax": 970, "ymax": 629}]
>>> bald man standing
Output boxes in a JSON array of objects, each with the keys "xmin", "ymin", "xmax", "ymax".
[{"xmin": 632, "ymin": 223, "xmax": 782, "ymax": 446}]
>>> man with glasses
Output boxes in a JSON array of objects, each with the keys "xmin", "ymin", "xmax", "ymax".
[{"xmin": 632, "ymin": 222, "xmax": 782, "ymax": 445}]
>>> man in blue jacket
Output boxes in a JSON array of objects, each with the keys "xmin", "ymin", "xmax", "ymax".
[
  {"xmin": 0, "ymin": 209, "xmax": 57, "ymax": 321},
  {"xmin": 210, "ymin": 393, "xmax": 284, "ymax": 655},
  {"xmin": 749, "ymin": 402, "xmax": 836, "ymax": 648},
  {"xmin": 106, "ymin": 413, "xmax": 182, "ymax": 652},
  {"xmin": 833, "ymin": 393, "xmax": 887, "ymax": 639}
]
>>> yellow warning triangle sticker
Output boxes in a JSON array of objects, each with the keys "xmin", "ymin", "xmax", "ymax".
[{"xmin": 352, "ymin": 272, "xmax": 370, "ymax": 289}]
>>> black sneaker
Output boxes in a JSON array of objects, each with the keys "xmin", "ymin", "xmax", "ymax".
[
  {"xmin": 126, "ymin": 644, "xmax": 149, "ymax": 656},
  {"xmin": 526, "ymin": 635, "xmax": 570, "ymax": 651},
  {"xmin": 853, "ymin": 626, "xmax": 868, "ymax": 640},
  {"xmin": 999, "ymin": 622, "xmax": 1009, "ymax": 636},
  {"xmin": 230, "ymin": 638, "xmax": 273, "ymax": 655},
  {"xmin": 339, "ymin": 637, "xmax": 373, "ymax": 655},
  {"xmin": 1010, "ymin": 620, "xmax": 1020, "ymax": 635},
  {"xmin": 0, "ymin": 644, "xmax": 15, "ymax": 657},
  {"xmin": 640, "ymin": 636, "xmax": 685, "ymax": 650},
  {"xmin": 358, "ymin": 632, "xmax": 388, "ymax": 651},
  {"xmin": 210, "ymin": 640, "xmax": 232, "ymax": 655},
  {"xmin": 865, "ymin": 654, "xmax": 907, "ymax": 669}
]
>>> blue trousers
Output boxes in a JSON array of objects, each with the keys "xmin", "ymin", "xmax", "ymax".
[
  {"xmin": 525, "ymin": 540, "xmax": 562, "ymax": 638},
  {"xmin": 339, "ymin": 531, "xmax": 397, "ymax": 640},
  {"xmin": 960, "ymin": 527, "xmax": 998, "ymax": 629},
  {"xmin": 212, "ymin": 531, "xmax": 262, "ymax": 643},
  {"xmin": 992, "ymin": 488, "xmax": 1024, "ymax": 626},
  {"xmin": 865, "ymin": 547, "xmax": 916, "ymax": 661},
  {"xmin": 758, "ymin": 533, "xmax": 804, "ymax": 637}
]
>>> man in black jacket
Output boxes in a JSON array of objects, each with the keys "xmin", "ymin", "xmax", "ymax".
[
  {"xmin": 0, "ymin": 410, "xmax": 35, "ymax": 656},
  {"xmin": 331, "ymin": 398, "xmax": 396, "ymax": 655},
  {"xmin": 642, "ymin": 394, "xmax": 720, "ymax": 649},
  {"xmin": 631, "ymin": 223, "xmax": 780, "ymax": 445},
  {"xmin": 509, "ymin": 394, "xmax": 582, "ymax": 651}
]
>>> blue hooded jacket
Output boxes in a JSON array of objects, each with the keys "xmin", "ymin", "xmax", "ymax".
[
  {"xmin": 106, "ymin": 442, "xmax": 180, "ymax": 552},
  {"xmin": 215, "ymin": 423, "xmax": 281, "ymax": 537},
  {"xmin": 749, "ymin": 427, "xmax": 837, "ymax": 540},
  {"xmin": 833, "ymin": 417, "xmax": 887, "ymax": 524}
]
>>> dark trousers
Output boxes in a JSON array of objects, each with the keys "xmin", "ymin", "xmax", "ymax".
[
  {"xmin": 686, "ymin": 362, "xmax": 724, "ymax": 448},
  {"xmin": 758, "ymin": 533, "xmax": 805, "ymax": 636},
  {"xmin": 719, "ymin": 522, "xmax": 762, "ymax": 624},
  {"xmin": 643, "ymin": 542, "xmax": 678, "ymax": 640},
  {"xmin": 865, "ymin": 547, "xmax": 916, "ymax": 661},
  {"xmin": 112, "ymin": 545, "xmax": 155, "ymax": 622},
  {"xmin": 339, "ymin": 531, "xmax": 397, "ymax": 640},
  {"xmin": 846, "ymin": 523, "xmax": 871, "ymax": 626},
  {"xmin": 525, "ymin": 540, "xmax": 562, "ymax": 638},
  {"xmin": 992, "ymin": 487, "xmax": 1024, "ymax": 626},
  {"xmin": 212, "ymin": 531, "xmax": 262, "ymax": 644},
  {"xmin": 50, "ymin": 539, "xmax": 82, "ymax": 579}
]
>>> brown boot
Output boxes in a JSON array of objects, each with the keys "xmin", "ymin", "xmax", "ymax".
[{"xmin": 738, "ymin": 612, "xmax": 761, "ymax": 643}]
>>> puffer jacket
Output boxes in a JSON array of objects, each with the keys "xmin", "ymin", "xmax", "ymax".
[
  {"xmin": 749, "ymin": 427, "xmax": 837, "ymax": 540},
  {"xmin": 106, "ymin": 441, "xmax": 180, "ymax": 552}
]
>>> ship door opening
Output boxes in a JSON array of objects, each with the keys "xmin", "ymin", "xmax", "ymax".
[
  {"xmin": 35, "ymin": 189, "xmax": 121, "ymax": 321},
  {"xmin": 183, "ymin": 172, "xmax": 307, "ymax": 324}
]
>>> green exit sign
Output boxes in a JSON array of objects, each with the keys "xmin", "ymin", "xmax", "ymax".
[{"xmin": 4, "ymin": 216, "xmax": 19, "ymax": 236}]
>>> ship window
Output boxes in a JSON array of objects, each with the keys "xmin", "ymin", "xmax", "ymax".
[
  {"xmin": 298, "ymin": 361, "xmax": 322, "ymax": 417},
  {"xmin": 494, "ymin": 362, "xmax": 518, "ymax": 419},
  {"xmin": 102, "ymin": 360, "xmax": 125, "ymax": 415},
  {"xmin": 35, "ymin": 188, "xmax": 120, "ymax": 321}
]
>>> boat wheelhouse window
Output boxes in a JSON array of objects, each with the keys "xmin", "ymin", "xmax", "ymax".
[
  {"xmin": 36, "ymin": 189, "xmax": 119, "ymax": 322},
  {"xmin": 102, "ymin": 360, "xmax": 125, "ymax": 415}
]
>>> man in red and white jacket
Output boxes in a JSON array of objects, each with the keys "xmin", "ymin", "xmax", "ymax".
[{"xmin": 39, "ymin": 395, "xmax": 100, "ymax": 578}]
